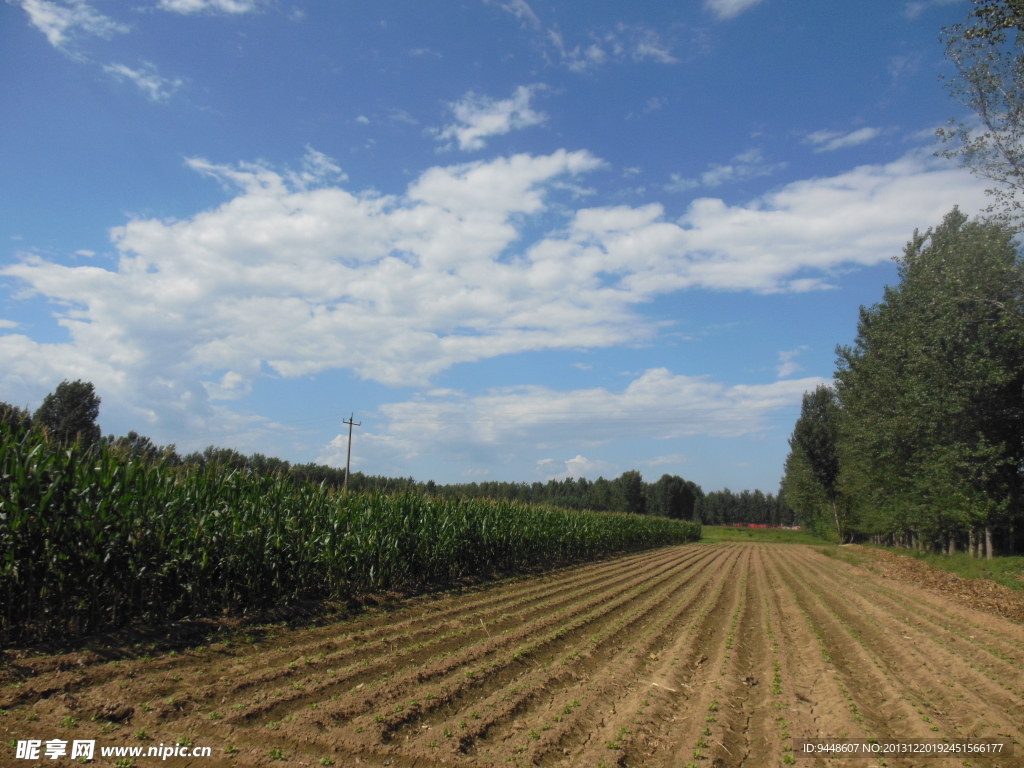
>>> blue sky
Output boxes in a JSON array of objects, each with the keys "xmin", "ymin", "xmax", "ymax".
[{"xmin": 0, "ymin": 0, "xmax": 991, "ymax": 492}]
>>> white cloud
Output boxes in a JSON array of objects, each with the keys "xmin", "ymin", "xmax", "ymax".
[
  {"xmin": 485, "ymin": 3, "xmax": 677, "ymax": 73},
  {"xmin": 157, "ymin": 0, "xmax": 260, "ymax": 13},
  {"xmin": 705, "ymin": 0, "xmax": 765, "ymax": 21},
  {"xmin": 434, "ymin": 85, "xmax": 547, "ymax": 151},
  {"xmin": 317, "ymin": 430, "xmax": 421, "ymax": 475},
  {"xmin": 776, "ymin": 346, "xmax": 808, "ymax": 379},
  {"xmin": 539, "ymin": 455, "xmax": 618, "ymax": 480},
  {"xmin": 903, "ymin": 0, "xmax": 960, "ymax": 19},
  {"xmin": 664, "ymin": 174, "xmax": 700, "ymax": 193},
  {"xmin": 0, "ymin": 147, "xmax": 988, "ymax": 437},
  {"xmin": 666, "ymin": 148, "xmax": 785, "ymax": 191},
  {"xmin": 553, "ymin": 36, "xmax": 607, "ymax": 73},
  {"xmin": 645, "ymin": 96, "xmax": 666, "ymax": 113},
  {"xmin": 104, "ymin": 62, "xmax": 183, "ymax": 102},
  {"xmin": 13, "ymin": 0, "xmax": 127, "ymax": 48},
  {"xmin": 486, "ymin": 0, "xmax": 541, "ymax": 28},
  {"xmin": 631, "ymin": 31, "xmax": 677, "ymax": 64},
  {"xmin": 550, "ymin": 24, "xmax": 677, "ymax": 73},
  {"xmin": 804, "ymin": 127, "xmax": 882, "ymax": 153},
  {"xmin": 75, "ymin": 249, "xmax": 95, "ymax": 256},
  {"xmin": 287, "ymin": 146, "xmax": 347, "ymax": 189},
  {"xmin": 639, "ymin": 453, "xmax": 690, "ymax": 468},
  {"xmin": 325, "ymin": 367, "xmax": 826, "ymax": 477},
  {"xmin": 355, "ymin": 115, "xmax": 370, "ymax": 125},
  {"xmin": 0, "ymin": 320, "xmax": 20, "ymax": 329},
  {"xmin": 345, "ymin": 368, "xmax": 829, "ymax": 470},
  {"xmin": 390, "ymin": 108, "xmax": 418, "ymax": 126}
]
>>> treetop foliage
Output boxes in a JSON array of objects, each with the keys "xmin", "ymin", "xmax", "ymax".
[{"xmin": 964, "ymin": 0, "xmax": 1024, "ymax": 38}]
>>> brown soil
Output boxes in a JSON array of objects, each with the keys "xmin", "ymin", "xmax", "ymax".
[{"xmin": 2, "ymin": 543, "xmax": 1023, "ymax": 767}]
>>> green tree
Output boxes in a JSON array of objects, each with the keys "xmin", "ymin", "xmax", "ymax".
[
  {"xmin": 34, "ymin": 380, "xmax": 102, "ymax": 447},
  {"xmin": 781, "ymin": 440, "xmax": 833, "ymax": 537},
  {"xmin": 617, "ymin": 470, "xmax": 647, "ymax": 515},
  {"xmin": 788, "ymin": 385, "xmax": 845, "ymax": 542},
  {"xmin": 651, "ymin": 474, "xmax": 696, "ymax": 519}
]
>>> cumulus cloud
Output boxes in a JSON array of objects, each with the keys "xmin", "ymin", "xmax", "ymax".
[
  {"xmin": 665, "ymin": 148, "xmax": 785, "ymax": 191},
  {"xmin": 434, "ymin": 85, "xmax": 547, "ymax": 151},
  {"xmin": 705, "ymin": 0, "xmax": 765, "ymax": 21},
  {"xmin": 12, "ymin": 0, "xmax": 127, "ymax": 48},
  {"xmin": 0, "ymin": 147, "xmax": 988, "ymax": 437},
  {"xmin": 157, "ymin": 0, "xmax": 260, "ymax": 13},
  {"xmin": 804, "ymin": 127, "xmax": 882, "ymax": 153},
  {"xmin": 103, "ymin": 62, "xmax": 183, "ymax": 101}
]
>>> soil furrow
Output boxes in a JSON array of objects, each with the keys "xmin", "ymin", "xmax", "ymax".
[
  {"xmin": 7, "ymin": 542, "xmax": 1024, "ymax": 768},
  {"xmin": 766, "ymin": 548, "xmax": 929, "ymax": 748},
  {"xmin": 787, "ymin": 548, "xmax": 1024, "ymax": 747}
]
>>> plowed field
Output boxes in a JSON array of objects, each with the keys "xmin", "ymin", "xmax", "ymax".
[{"xmin": 4, "ymin": 543, "xmax": 1024, "ymax": 767}]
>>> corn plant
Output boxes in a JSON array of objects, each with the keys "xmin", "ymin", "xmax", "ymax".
[{"xmin": 0, "ymin": 419, "xmax": 700, "ymax": 645}]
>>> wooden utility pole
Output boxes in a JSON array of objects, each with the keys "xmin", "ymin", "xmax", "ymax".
[{"xmin": 342, "ymin": 413, "xmax": 361, "ymax": 492}]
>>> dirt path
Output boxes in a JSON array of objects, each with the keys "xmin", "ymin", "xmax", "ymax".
[{"xmin": 2, "ymin": 543, "xmax": 1022, "ymax": 767}]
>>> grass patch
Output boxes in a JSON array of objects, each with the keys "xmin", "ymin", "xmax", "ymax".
[
  {"xmin": 700, "ymin": 526, "xmax": 831, "ymax": 546},
  {"xmin": 871, "ymin": 547, "xmax": 1024, "ymax": 592}
]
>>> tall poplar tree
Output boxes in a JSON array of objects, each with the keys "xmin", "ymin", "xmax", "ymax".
[
  {"xmin": 834, "ymin": 209, "xmax": 1024, "ymax": 551},
  {"xmin": 784, "ymin": 385, "xmax": 845, "ymax": 542}
]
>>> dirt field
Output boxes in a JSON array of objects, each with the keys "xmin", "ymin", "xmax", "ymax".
[{"xmin": 3, "ymin": 542, "xmax": 1024, "ymax": 767}]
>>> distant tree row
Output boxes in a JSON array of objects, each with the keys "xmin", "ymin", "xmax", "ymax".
[{"xmin": 695, "ymin": 489, "xmax": 796, "ymax": 527}]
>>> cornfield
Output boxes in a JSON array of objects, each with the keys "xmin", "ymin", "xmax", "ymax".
[{"xmin": 0, "ymin": 422, "xmax": 700, "ymax": 645}]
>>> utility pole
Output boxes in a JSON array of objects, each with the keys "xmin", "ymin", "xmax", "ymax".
[{"xmin": 342, "ymin": 413, "xmax": 361, "ymax": 492}]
